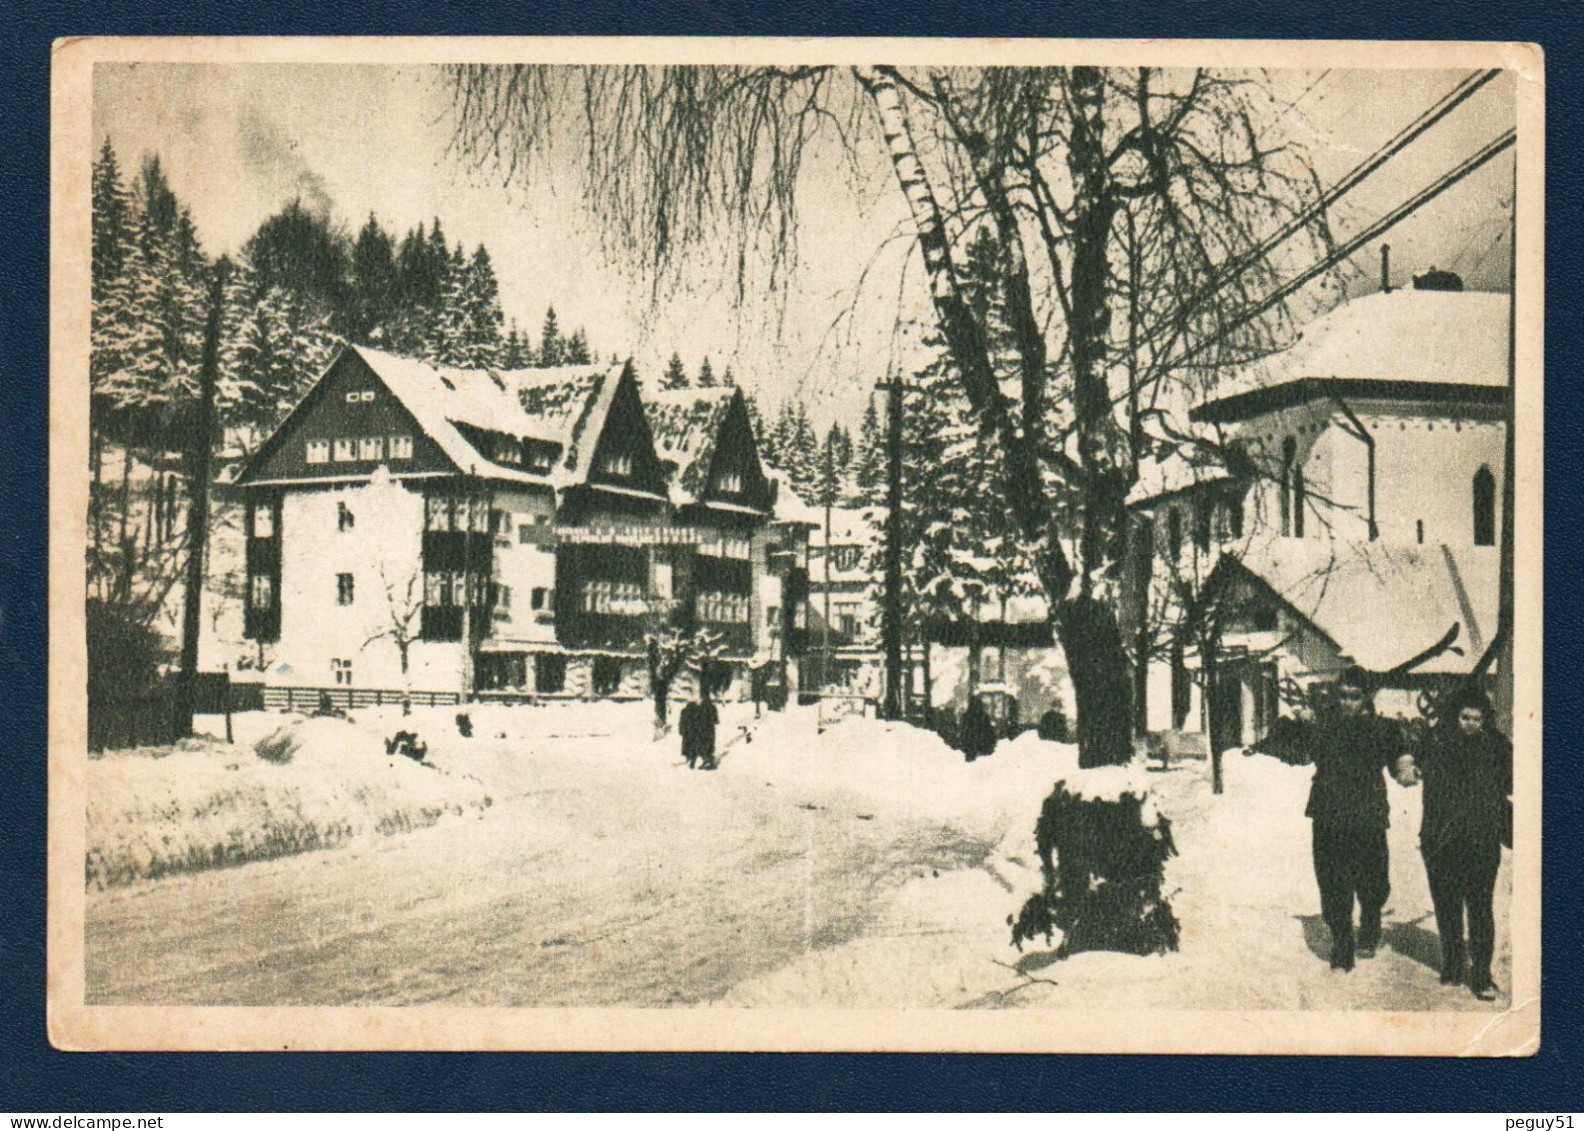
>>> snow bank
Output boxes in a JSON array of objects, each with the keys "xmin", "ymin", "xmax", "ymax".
[{"xmin": 87, "ymin": 716, "xmax": 493, "ymax": 889}]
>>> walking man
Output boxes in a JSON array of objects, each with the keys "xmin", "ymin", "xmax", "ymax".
[
  {"xmin": 1403, "ymin": 684, "xmax": 1512, "ymax": 1000},
  {"xmin": 1304, "ymin": 666, "xmax": 1414, "ymax": 971},
  {"xmin": 679, "ymin": 684, "xmax": 719, "ymax": 771}
]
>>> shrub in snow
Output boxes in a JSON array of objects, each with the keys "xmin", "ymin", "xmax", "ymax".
[
  {"xmin": 455, "ymin": 712, "xmax": 473, "ymax": 738},
  {"xmin": 1010, "ymin": 775, "xmax": 1179, "ymax": 958},
  {"xmin": 385, "ymin": 731, "xmax": 428, "ymax": 762},
  {"xmin": 255, "ymin": 726, "xmax": 300, "ymax": 765}
]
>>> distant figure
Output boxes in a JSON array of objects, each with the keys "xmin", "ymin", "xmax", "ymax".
[
  {"xmin": 1303, "ymin": 666, "xmax": 1413, "ymax": 972},
  {"xmin": 455, "ymin": 712, "xmax": 473, "ymax": 738},
  {"xmin": 1403, "ymin": 685, "xmax": 1513, "ymax": 1000},
  {"xmin": 679, "ymin": 689, "xmax": 720, "ymax": 770},
  {"xmin": 959, "ymin": 697, "xmax": 997, "ymax": 763},
  {"xmin": 1037, "ymin": 705, "xmax": 1068, "ymax": 743}
]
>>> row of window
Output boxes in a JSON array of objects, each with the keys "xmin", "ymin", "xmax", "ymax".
[
  {"xmin": 698, "ymin": 533, "xmax": 752, "ymax": 561},
  {"xmin": 305, "ymin": 436, "xmax": 415, "ymax": 465},
  {"xmin": 812, "ymin": 545, "xmax": 864, "ymax": 571},
  {"xmin": 697, "ymin": 590, "xmax": 750, "ymax": 625},
  {"xmin": 581, "ymin": 579, "xmax": 648, "ymax": 616}
]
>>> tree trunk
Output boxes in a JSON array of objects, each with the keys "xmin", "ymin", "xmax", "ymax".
[{"xmin": 1057, "ymin": 594, "xmax": 1135, "ymax": 768}]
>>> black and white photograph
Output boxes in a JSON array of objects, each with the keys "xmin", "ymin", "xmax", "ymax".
[{"xmin": 48, "ymin": 37, "xmax": 1543, "ymax": 1054}]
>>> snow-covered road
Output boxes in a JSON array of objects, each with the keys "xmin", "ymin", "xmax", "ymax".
[{"xmin": 85, "ymin": 703, "xmax": 1510, "ymax": 1012}]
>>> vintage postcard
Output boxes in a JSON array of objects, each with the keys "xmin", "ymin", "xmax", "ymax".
[{"xmin": 48, "ymin": 37, "xmax": 1543, "ymax": 1054}]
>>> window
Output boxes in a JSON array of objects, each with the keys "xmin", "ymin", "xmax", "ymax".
[
  {"xmin": 469, "ymin": 498, "xmax": 489, "ymax": 533},
  {"xmin": 592, "ymin": 656, "xmax": 624, "ymax": 697},
  {"xmin": 249, "ymin": 573, "xmax": 273, "ymax": 610},
  {"xmin": 359, "ymin": 437, "xmax": 385, "ymax": 461},
  {"xmin": 1293, "ymin": 469, "xmax": 1307, "ymax": 538},
  {"xmin": 1280, "ymin": 436, "xmax": 1296, "ymax": 536},
  {"xmin": 494, "ymin": 436, "xmax": 522, "ymax": 465},
  {"xmin": 535, "ymin": 653, "xmax": 566, "ymax": 694},
  {"xmin": 426, "ymin": 495, "xmax": 451, "ymax": 532},
  {"xmin": 306, "ymin": 439, "xmax": 330, "ymax": 465},
  {"xmin": 600, "ymin": 451, "xmax": 634, "ymax": 477},
  {"xmin": 831, "ymin": 546, "xmax": 862, "ymax": 571},
  {"xmin": 701, "ymin": 533, "xmax": 753, "ymax": 560},
  {"xmin": 492, "ymin": 582, "xmax": 511, "ymax": 610},
  {"xmin": 1473, "ymin": 465, "xmax": 1496, "ymax": 546},
  {"xmin": 766, "ymin": 604, "xmax": 780, "ymax": 628},
  {"xmin": 835, "ymin": 602, "xmax": 862, "ymax": 638},
  {"xmin": 531, "ymin": 586, "xmax": 549, "ymax": 611},
  {"xmin": 344, "ymin": 390, "xmax": 374, "ymax": 404},
  {"xmin": 332, "ymin": 658, "xmax": 353, "ymax": 685},
  {"xmin": 251, "ymin": 502, "xmax": 275, "ymax": 539},
  {"xmin": 337, "ymin": 502, "xmax": 355, "ymax": 532},
  {"xmin": 425, "ymin": 570, "xmax": 451, "ymax": 607},
  {"xmin": 337, "ymin": 573, "xmax": 355, "ymax": 606},
  {"xmin": 491, "ymin": 508, "xmax": 512, "ymax": 536},
  {"xmin": 716, "ymin": 470, "xmax": 743, "ymax": 493},
  {"xmin": 389, "ymin": 435, "xmax": 414, "ymax": 460},
  {"xmin": 333, "ymin": 438, "xmax": 357, "ymax": 462}
]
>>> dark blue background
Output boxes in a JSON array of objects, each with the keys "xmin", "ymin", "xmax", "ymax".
[{"xmin": 3, "ymin": 0, "xmax": 1579, "ymax": 1112}]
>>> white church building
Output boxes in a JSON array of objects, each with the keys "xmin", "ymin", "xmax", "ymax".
[{"xmin": 1124, "ymin": 273, "xmax": 1508, "ymax": 748}]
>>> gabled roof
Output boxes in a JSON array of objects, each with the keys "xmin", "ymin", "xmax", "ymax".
[
  {"xmin": 1192, "ymin": 290, "xmax": 1510, "ymax": 424},
  {"xmin": 1213, "ymin": 538, "xmax": 1498, "ymax": 676},
  {"xmin": 315, "ymin": 345, "xmax": 625, "ymax": 489},
  {"xmin": 643, "ymin": 386, "xmax": 739, "ymax": 505}
]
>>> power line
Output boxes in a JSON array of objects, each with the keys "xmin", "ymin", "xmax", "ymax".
[
  {"xmin": 1150, "ymin": 69, "xmax": 1502, "ymax": 354},
  {"xmin": 1169, "ymin": 127, "xmax": 1516, "ymax": 375}
]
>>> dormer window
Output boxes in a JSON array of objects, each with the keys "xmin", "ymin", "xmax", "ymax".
[
  {"xmin": 389, "ymin": 435, "xmax": 414, "ymax": 460},
  {"xmin": 306, "ymin": 439, "xmax": 330, "ymax": 465},
  {"xmin": 333, "ymin": 438, "xmax": 357, "ymax": 462},
  {"xmin": 716, "ymin": 470, "xmax": 743, "ymax": 494},
  {"xmin": 358, "ymin": 437, "xmax": 385, "ymax": 461},
  {"xmin": 601, "ymin": 452, "xmax": 634, "ymax": 477}
]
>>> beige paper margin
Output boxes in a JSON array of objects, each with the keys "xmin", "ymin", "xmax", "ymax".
[{"xmin": 47, "ymin": 35, "xmax": 1545, "ymax": 1055}]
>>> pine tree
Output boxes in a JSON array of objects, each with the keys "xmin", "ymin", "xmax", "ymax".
[
  {"xmin": 537, "ymin": 305, "xmax": 565, "ymax": 366},
  {"xmin": 92, "ymin": 139, "xmax": 132, "ymax": 302},
  {"xmin": 501, "ymin": 320, "xmax": 529, "ymax": 368},
  {"xmin": 787, "ymin": 401, "xmax": 819, "ymax": 501},
  {"xmin": 854, "ymin": 399, "xmax": 885, "ymax": 502},
  {"xmin": 720, "ymin": 364, "xmax": 737, "ymax": 388},
  {"xmin": 564, "ymin": 326, "xmax": 592, "ymax": 364},
  {"xmin": 659, "ymin": 351, "xmax": 688, "ymax": 390},
  {"xmin": 429, "ymin": 242, "xmax": 468, "ymax": 363},
  {"xmin": 742, "ymin": 391, "xmax": 765, "ymax": 449},
  {"xmin": 454, "ymin": 244, "xmax": 504, "ymax": 367},
  {"xmin": 347, "ymin": 213, "xmax": 398, "ymax": 344},
  {"xmin": 696, "ymin": 356, "xmax": 717, "ymax": 388}
]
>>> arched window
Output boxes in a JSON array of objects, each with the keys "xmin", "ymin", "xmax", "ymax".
[
  {"xmin": 1293, "ymin": 468, "xmax": 1307, "ymax": 538},
  {"xmin": 1280, "ymin": 436, "xmax": 1296, "ymax": 537},
  {"xmin": 1473, "ymin": 465, "xmax": 1496, "ymax": 546}
]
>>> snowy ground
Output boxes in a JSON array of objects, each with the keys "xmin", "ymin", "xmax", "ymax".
[{"xmin": 84, "ymin": 702, "xmax": 1509, "ymax": 1011}]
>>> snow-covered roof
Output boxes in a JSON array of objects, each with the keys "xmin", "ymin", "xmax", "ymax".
[
  {"xmin": 1128, "ymin": 448, "xmax": 1233, "ymax": 507},
  {"xmin": 1226, "ymin": 538, "xmax": 1498, "ymax": 675},
  {"xmin": 351, "ymin": 346, "xmax": 621, "ymax": 488},
  {"xmin": 1194, "ymin": 290, "xmax": 1510, "ymax": 424},
  {"xmin": 761, "ymin": 471, "xmax": 826, "ymax": 528},
  {"xmin": 643, "ymin": 386, "xmax": 737, "ymax": 505}
]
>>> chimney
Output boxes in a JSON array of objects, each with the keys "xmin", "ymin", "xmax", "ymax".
[{"xmin": 1381, "ymin": 244, "xmax": 1392, "ymax": 294}]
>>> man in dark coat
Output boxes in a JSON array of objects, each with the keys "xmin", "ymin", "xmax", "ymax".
[
  {"xmin": 959, "ymin": 696, "xmax": 997, "ymax": 763},
  {"xmin": 1406, "ymin": 685, "xmax": 1512, "ymax": 1000},
  {"xmin": 1304, "ymin": 666, "xmax": 1413, "ymax": 971},
  {"xmin": 679, "ymin": 688, "xmax": 719, "ymax": 771}
]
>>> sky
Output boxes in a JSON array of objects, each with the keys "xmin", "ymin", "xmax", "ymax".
[{"xmin": 91, "ymin": 62, "xmax": 1516, "ymax": 430}]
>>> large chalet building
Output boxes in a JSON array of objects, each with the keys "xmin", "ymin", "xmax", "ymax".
[
  {"xmin": 1124, "ymin": 273, "xmax": 1508, "ymax": 748},
  {"xmin": 232, "ymin": 345, "xmax": 809, "ymax": 706}
]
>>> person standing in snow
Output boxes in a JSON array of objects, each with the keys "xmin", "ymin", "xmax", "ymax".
[
  {"xmin": 1303, "ymin": 666, "xmax": 1414, "ymax": 972},
  {"xmin": 679, "ymin": 685, "xmax": 719, "ymax": 771},
  {"xmin": 959, "ymin": 696, "xmax": 997, "ymax": 763},
  {"xmin": 1402, "ymin": 684, "xmax": 1512, "ymax": 1000}
]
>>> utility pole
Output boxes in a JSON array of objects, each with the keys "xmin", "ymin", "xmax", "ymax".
[
  {"xmin": 877, "ymin": 377, "xmax": 905, "ymax": 720},
  {"xmin": 177, "ymin": 260, "xmax": 227, "ymax": 736}
]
